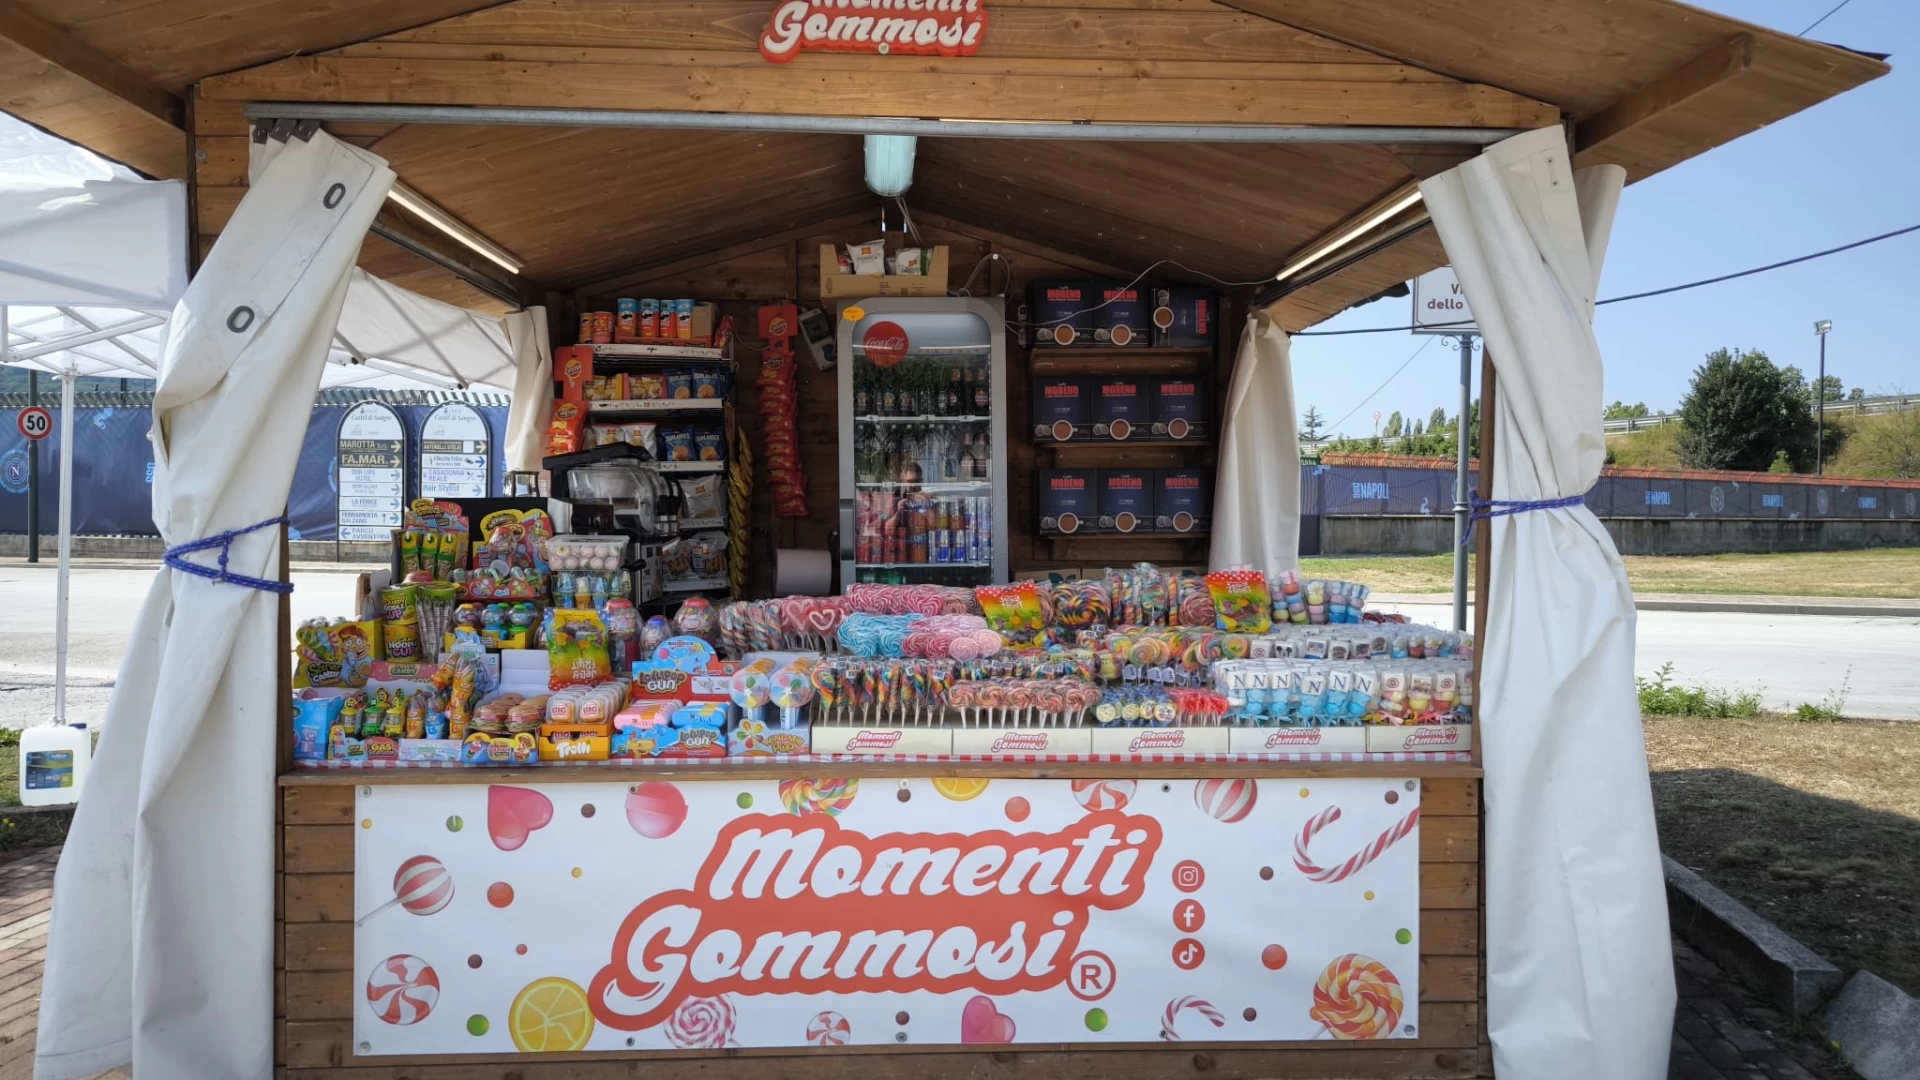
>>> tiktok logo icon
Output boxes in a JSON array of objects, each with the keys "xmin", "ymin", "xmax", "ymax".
[{"xmin": 1172, "ymin": 937, "xmax": 1206, "ymax": 971}]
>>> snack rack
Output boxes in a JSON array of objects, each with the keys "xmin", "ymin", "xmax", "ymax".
[{"xmin": 836, "ymin": 297, "xmax": 1010, "ymax": 588}]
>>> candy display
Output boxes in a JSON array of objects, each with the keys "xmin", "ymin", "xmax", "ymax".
[
  {"xmin": 757, "ymin": 304, "xmax": 808, "ymax": 517},
  {"xmin": 1273, "ymin": 570, "xmax": 1372, "ymax": 624}
]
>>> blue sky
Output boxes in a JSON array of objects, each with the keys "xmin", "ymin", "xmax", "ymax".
[{"xmin": 1291, "ymin": 0, "xmax": 1919, "ymax": 437}]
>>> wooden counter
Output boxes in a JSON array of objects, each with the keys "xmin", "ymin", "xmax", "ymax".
[{"xmin": 275, "ymin": 760, "xmax": 1486, "ymax": 1078}]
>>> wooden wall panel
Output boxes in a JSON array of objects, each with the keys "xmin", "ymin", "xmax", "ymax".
[{"xmin": 279, "ymin": 775, "xmax": 1483, "ymax": 1077}]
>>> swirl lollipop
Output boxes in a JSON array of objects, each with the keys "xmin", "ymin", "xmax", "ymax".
[
  {"xmin": 358, "ymin": 855, "xmax": 453, "ymax": 926},
  {"xmin": 1310, "ymin": 954, "xmax": 1405, "ymax": 1040},
  {"xmin": 665, "ymin": 994, "xmax": 737, "ymax": 1049}
]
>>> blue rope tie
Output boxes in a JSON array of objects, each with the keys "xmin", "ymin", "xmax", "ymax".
[
  {"xmin": 1461, "ymin": 494, "xmax": 1586, "ymax": 547},
  {"xmin": 163, "ymin": 515, "xmax": 296, "ymax": 595}
]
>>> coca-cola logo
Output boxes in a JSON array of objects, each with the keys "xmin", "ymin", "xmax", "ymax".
[
  {"xmin": 990, "ymin": 732, "xmax": 1049, "ymax": 752},
  {"xmin": 862, "ymin": 322, "xmax": 910, "ymax": 368},
  {"xmin": 844, "ymin": 730, "xmax": 905, "ymax": 749},
  {"xmin": 1128, "ymin": 730, "xmax": 1187, "ymax": 752}
]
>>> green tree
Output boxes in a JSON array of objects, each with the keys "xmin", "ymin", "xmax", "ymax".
[
  {"xmin": 1300, "ymin": 405, "xmax": 1326, "ymax": 443},
  {"xmin": 1847, "ymin": 387, "xmax": 1867, "ymax": 402},
  {"xmin": 1676, "ymin": 348, "xmax": 1818, "ymax": 472},
  {"xmin": 1411, "ymin": 418, "xmax": 1425, "ymax": 436},
  {"xmin": 1383, "ymin": 411, "xmax": 1403, "ymax": 438},
  {"xmin": 1832, "ymin": 408, "xmax": 1920, "ymax": 478},
  {"xmin": 1428, "ymin": 406, "xmax": 1448, "ymax": 431},
  {"xmin": 1603, "ymin": 401, "xmax": 1650, "ymax": 420}
]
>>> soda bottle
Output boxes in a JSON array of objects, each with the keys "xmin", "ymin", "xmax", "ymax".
[{"xmin": 972, "ymin": 363, "xmax": 989, "ymax": 412}]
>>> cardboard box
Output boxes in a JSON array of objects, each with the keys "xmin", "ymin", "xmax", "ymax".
[
  {"xmin": 1091, "ymin": 377, "xmax": 1148, "ymax": 440},
  {"xmin": 537, "ymin": 723, "xmax": 613, "ymax": 762},
  {"xmin": 811, "ymin": 725, "xmax": 954, "ymax": 756},
  {"xmin": 1089, "ymin": 726, "xmax": 1232, "ymax": 756},
  {"xmin": 1092, "ymin": 282, "xmax": 1151, "ymax": 346},
  {"xmin": 820, "ymin": 245, "xmax": 950, "ymax": 298},
  {"xmin": 1365, "ymin": 724, "xmax": 1474, "ymax": 753},
  {"xmin": 1037, "ymin": 469, "xmax": 1098, "ymax": 535},
  {"xmin": 950, "ymin": 727, "xmax": 1093, "ymax": 757},
  {"xmin": 1151, "ymin": 287, "xmax": 1217, "ymax": 348},
  {"xmin": 1097, "ymin": 469, "xmax": 1154, "ymax": 535},
  {"xmin": 1031, "ymin": 280, "xmax": 1096, "ymax": 346},
  {"xmin": 1154, "ymin": 468, "xmax": 1212, "ymax": 535},
  {"xmin": 1228, "ymin": 725, "xmax": 1370, "ymax": 754},
  {"xmin": 1032, "ymin": 377, "xmax": 1091, "ymax": 442},
  {"xmin": 1149, "ymin": 376, "xmax": 1208, "ymax": 441}
]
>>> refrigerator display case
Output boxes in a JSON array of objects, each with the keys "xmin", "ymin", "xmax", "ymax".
[{"xmin": 838, "ymin": 297, "xmax": 1009, "ymax": 587}]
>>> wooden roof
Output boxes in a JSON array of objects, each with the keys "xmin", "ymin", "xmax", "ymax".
[{"xmin": 1, "ymin": 0, "xmax": 1888, "ymax": 328}]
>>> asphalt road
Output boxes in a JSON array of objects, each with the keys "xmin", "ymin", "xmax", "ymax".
[{"xmin": 1, "ymin": 562, "xmax": 1915, "ymax": 726}]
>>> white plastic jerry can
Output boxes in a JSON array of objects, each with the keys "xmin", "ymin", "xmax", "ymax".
[{"xmin": 19, "ymin": 723, "xmax": 90, "ymax": 806}]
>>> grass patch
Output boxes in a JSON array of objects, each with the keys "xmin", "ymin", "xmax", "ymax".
[
  {"xmin": 1647, "ymin": 713, "xmax": 1920, "ymax": 997},
  {"xmin": 1303, "ymin": 547, "xmax": 1920, "ymax": 598},
  {"xmin": 1637, "ymin": 663, "xmax": 1763, "ymax": 718}
]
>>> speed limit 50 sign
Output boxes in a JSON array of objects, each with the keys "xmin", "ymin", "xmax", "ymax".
[{"xmin": 16, "ymin": 407, "xmax": 51, "ymax": 442}]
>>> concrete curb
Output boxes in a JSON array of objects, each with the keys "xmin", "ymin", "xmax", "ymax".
[
  {"xmin": 1371, "ymin": 592, "xmax": 1920, "ymax": 618},
  {"xmin": 1664, "ymin": 856, "xmax": 1844, "ymax": 1017},
  {"xmin": 1822, "ymin": 970, "xmax": 1920, "ymax": 1080}
]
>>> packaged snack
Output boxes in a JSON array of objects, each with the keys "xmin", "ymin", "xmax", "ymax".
[
  {"xmin": 1205, "ymin": 566, "xmax": 1273, "ymax": 633},
  {"xmin": 661, "ymin": 428, "xmax": 696, "ymax": 462},
  {"xmin": 659, "ymin": 301, "xmax": 679, "ymax": 340},
  {"xmin": 631, "ymin": 373, "xmax": 668, "ymax": 401},
  {"xmin": 590, "ymin": 311, "xmax": 614, "ymax": 344},
  {"xmin": 975, "ymin": 582, "xmax": 1047, "ymax": 646},
  {"xmin": 546, "ymin": 400, "xmax": 586, "ymax": 455},
  {"xmin": 676, "ymin": 299, "xmax": 695, "ymax": 340},
  {"xmin": 577, "ymin": 312, "xmax": 594, "ymax": 345},
  {"xmin": 557, "ymin": 346, "xmax": 593, "ymax": 401},
  {"xmin": 846, "ymin": 240, "xmax": 886, "ymax": 275},
  {"xmin": 290, "ymin": 695, "xmax": 343, "ymax": 761},
  {"xmin": 666, "ymin": 370, "xmax": 695, "ymax": 400},
  {"xmin": 384, "ymin": 620, "xmax": 421, "ymax": 660},
  {"xmin": 548, "ymin": 608, "xmax": 613, "ymax": 690},
  {"xmin": 691, "ymin": 368, "xmax": 725, "ymax": 400},
  {"xmin": 640, "ymin": 298, "xmax": 660, "ymax": 338},
  {"xmin": 616, "ymin": 298, "xmax": 639, "ymax": 341},
  {"xmin": 889, "ymin": 247, "xmax": 929, "ymax": 276},
  {"xmin": 679, "ymin": 474, "xmax": 724, "ymax": 523},
  {"xmin": 695, "ymin": 430, "xmax": 725, "ymax": 462}
]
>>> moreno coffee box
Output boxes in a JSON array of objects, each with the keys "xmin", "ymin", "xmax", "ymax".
[
  {"xmin": 1037, "ymin": 469, "xmax": 1098, "ymax": 535},
  {"xmin": 1149, "ymin": 376, "xmax": 1208, "ymax": 440},
  {"xmin": 1031, "ymin": 377, "xmax": 1090, "ymax": 441},
  {"xmin": 1032, "ymin": 280, "xmax": 1096, "ymax": 346},
  {"xmin": 1097, "ymin": 469, "xmax": 1154, "ymax": 535},
  {"xmin": 1228, "ymin": 725, "xmax": 1370, "ymax": 754},
  {"xmin": 1092, "ymin": 282, "xmax": 1151, "ymax": 347},
  {"xmin": 1151, "ymin": 286, "xmax": 1217, "ymax": 348},
  {"xmin": 1091, "ymin": 377, "xmax": 1148, "ymax": 440},
  {"xmin": 1154, "ymin": 468, "xmax": 1212, "ymax": 535},
  {"xmin": 1364, "ymin": 724, "xmax": 1474, "ymax": 754}
]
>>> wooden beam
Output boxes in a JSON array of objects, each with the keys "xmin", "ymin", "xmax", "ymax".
[
  {"xmin": 0, "ymin": 5, "xmax": 182, "ymax": 129},
  {"xmin": 1576, "ymin": 35, "xmax": 1754, "ymax": 153},
  {"xmin": 201, "ymin": 55, "xmax": 1559, "ymax": 129},
  {"xmin": 577, "ymin": 211, "xmax": 877, "ymax": 300}
]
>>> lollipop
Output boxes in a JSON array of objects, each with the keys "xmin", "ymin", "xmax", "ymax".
[
  {"xmin": 778, "ymin": 778, "xmax": 859, "ymax": 816},
  {"xmin": 1070, "ymin": 778, "xmax": 1136, "ymax": 811},
  {"xmin": 1194, "ymin": 777, "xmax": 1258, "ymax": 822},
  {"xmin": 807, "ymin": 1010, "xmax": 851, "ymax": 1046},
  {"xmin": 730, "ymin": 657, "xmax": 777, "ymax": 709},
  {"xmin": 366, "ymin": 954, "xmax": 440, "ymax": 1026},
  {"xmin": 358, "ymin": 855, "xmax": 453, "ymax": 926},
  {"xmin": 665, "ymin": 994, "xmax": 737, "ymax": 1049},
  {"xmin": 1310, "ymin": 954, "xmax": 1405, "ymax": 1040}
]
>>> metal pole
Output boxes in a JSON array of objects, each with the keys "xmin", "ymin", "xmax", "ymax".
[
  {"xmin": 1816, "ymin": 332, "xmax": 1826, "ymax": 476},
  {"xmin": 1451, "ymin": 335, "xmax": 1474, "ymax": 632},
  {"xmin": 54, "ymin": 372, "xmax": 74, "ymax": 724},
  {"xmin": 245, "ymin": 102, "xmax": 1524, "ymax": 146}
]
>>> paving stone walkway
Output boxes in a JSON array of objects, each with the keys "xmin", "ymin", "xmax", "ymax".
[{"xmin": 0, "ymin": 845, "xmax": 1864, "ymax": 1079}]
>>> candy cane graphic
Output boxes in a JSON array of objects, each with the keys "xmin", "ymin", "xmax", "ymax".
[
  {"xmin": 1160, "ymin": 996, "xmax": 1226, "ymax": 1041},
  {"xmin": 1294, "ymin": 805, "xmax": 1421, "ymax": 883}
]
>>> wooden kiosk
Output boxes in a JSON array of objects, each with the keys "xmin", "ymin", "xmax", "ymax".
[{"xmin": 6, "ymin": 1, "xmax": 1878, "ymax": 1076}]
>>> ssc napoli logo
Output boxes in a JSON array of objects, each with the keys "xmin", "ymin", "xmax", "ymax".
[
  {"xmin": 1709, "ymin": 486, "xmax": 1725, "ymax": 514},
  {"xmin": 1816, "ymin": 489, "xmax": 1831, "ymax": 515},
  {"xmin": 0, "ymin": 449, "xmax": 27, "ymax": 494},
  {"xmin": 1907, "ymin": 492, "xmax": 1917, "ymax": 517}
]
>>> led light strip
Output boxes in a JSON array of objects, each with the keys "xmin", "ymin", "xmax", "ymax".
[
  {"xmin": 385, "ymin": 182, "xmax": 526, "ymax": 275},
  {"xmin": 1272, "ymin": 183, "xmax": 1427, "ymax": 284}
]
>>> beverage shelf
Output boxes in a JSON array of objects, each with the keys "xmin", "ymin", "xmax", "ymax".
[{"xmin": 855, "ymin": 414, "xmax": 991, "ymax": 424}]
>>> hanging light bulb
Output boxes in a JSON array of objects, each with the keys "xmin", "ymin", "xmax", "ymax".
[{"xmin": 864, "ymin": 134, "xmax": 917, "ymax": 196}]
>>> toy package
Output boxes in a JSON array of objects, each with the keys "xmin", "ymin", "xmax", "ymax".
[
  {"xmin": 459, "ymin": 509, "xmax": 553, "ymax": 601},
  {"xmin": 1205, "ymin": 566, "xmax": 1273, "ymax": 633},
  {"xmin": 548, "ymin": 608, "xmax": 613, "ymax": 690},
  {"xmin": 293, "ymin": 617, "xmax": 378, "ymax": 688}
]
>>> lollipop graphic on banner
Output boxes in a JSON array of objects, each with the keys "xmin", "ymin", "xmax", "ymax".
[
  {"xmin": 1071, "ymin": 778, "xmax": 1136, "ymax": 812},
  {"xmin": 779, "ymin": 777, "xmax": 859, "ymax": 816},
  {"xmin": 1193, "ymin": 778, "xmax": 1258, "ymax": 823},
  {"xmin": 1310, "ymin": 954, "xmax": 1404, "ymax": 1039},
  {"xmin": 366, "ymin": 954, "xmax": 440, "ymax": 1026},
  {"xmin": 358, "ymin": 855, "xmax": 453, "ymax": 926},
  {"xmin": 665, "ymin": 995, "xmax": 737, "ymax": 1048},
  {"xmin": 806, "ymin": 1010, "xmax": 851, "ymax": 1046}
]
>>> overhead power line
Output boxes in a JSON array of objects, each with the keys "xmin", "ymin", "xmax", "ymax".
[
  {"xmin": 1801, "ymin": 0, "xmax": 1856, "ymax": 36},
  {"xmin": 1293, "ymin": 221, "xmax": 1920, "ymax": 337}
]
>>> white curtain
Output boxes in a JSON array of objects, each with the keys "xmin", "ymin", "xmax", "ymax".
[
  {"xmin": 35, "ymin": 131, "xmax": 394, "ymax": 1080},
  {"xmin": 1209, "ymin": 311, "xmax": 1299, "ymax": 579},
  {"xmin": 503, "ymin": 306, "xmax": 554, "ymax": 473},
  {"xmin": 1420, "ymin": 126, "xmax": 1672, "ymax": 1080}
]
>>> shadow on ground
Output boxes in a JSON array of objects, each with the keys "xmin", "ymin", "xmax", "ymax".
[{"xmin": 1654, "ymin": 767, "xmax": 1919, "ymax": 999}]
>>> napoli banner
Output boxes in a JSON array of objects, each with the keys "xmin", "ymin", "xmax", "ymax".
[{"xmin": 353, "ymin": 777, "xmax": 1423, "ymax": 1053}]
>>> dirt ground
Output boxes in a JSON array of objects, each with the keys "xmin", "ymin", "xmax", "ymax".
[
  {"xmin": 1646, "ymin": 713, "xmax": 1920, "ymax": 997},
  {"xmin": 1304, "ymin": 546, "xmax": 1920, "ymax": 597}
]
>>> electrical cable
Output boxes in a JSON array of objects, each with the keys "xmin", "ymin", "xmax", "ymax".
[
  {"xmin": 1801, "ymin": 0, "xmax": 1855, "ymax": 36},
  {"xmin": 1314, "ymin": 336, "xmax": 1435, "ymax": 440},
  {"xmin": 1292, "ymin": 221, "xmax": 1920, "ymax": 336}
]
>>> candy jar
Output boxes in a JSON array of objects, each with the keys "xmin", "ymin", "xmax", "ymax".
[
  {"xmin": 674, "ymin": 596, "xmax": 716, "ymax": 643},
  {"xmin": 641, "ymin": 615, "xmax": 670, "ymax": 654}
]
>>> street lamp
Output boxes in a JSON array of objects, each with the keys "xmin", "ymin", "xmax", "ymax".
[{"xmin": 1814, "ymin": 320, "xmax": 1833, "ymax": 475}]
